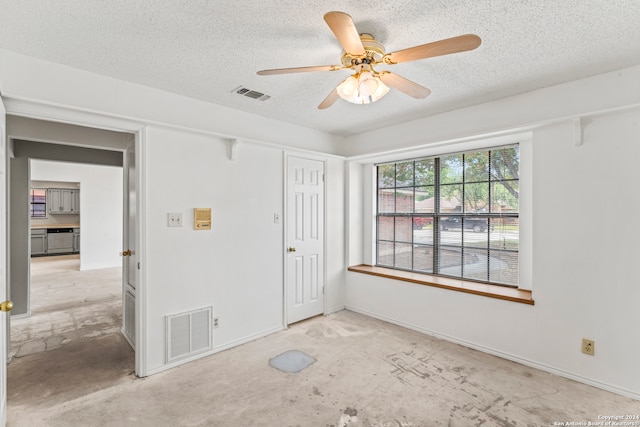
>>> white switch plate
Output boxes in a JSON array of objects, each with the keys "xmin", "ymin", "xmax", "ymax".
[{"xmin": 168, "ymin": 212, "xmax": 183, "ymax": 227}]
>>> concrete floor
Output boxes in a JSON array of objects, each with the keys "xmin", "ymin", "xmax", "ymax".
[
  {"xmin": 7, "ymin": 256, "xmax": 640, "ymax": 426},
  {"xmin": 9, "ymin": 254, "xmax": 123, "ymax": 359}
]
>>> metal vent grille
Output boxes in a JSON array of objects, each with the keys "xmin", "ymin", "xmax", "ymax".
[
  {"xmin": 233, "ymin": 86, "xmax": 271, "ymax": 101},
  {"xmin": 166, "ymin": 306, "xmax": 213, "ymax": 363}
]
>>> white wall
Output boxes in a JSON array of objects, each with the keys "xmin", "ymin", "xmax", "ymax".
[
  {"xmin": 324, "ymin": 156, "xmax": 346, "ymax": 313},
  {"xmin": 30, "ymin": 160, "xmax": 123, "ymax": 270},
  {"xmin": 143, "ymin": 128, "xmax": 285, "ymax": 370},
  {"xmin": 345, "ymin": 70, "xmax": 640, "ymax": 399},
  {"xmin": 0, "ymin": 49, "xmax": 347, "ymax": 376},
  {"xmin": 141, "ymin": 128, "xmax": 348, "ymax": 373}
]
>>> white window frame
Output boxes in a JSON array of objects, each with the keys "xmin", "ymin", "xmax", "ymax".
[{"xmin": 361, "ymin": 133, "xmax": 533, "ymax": 291}]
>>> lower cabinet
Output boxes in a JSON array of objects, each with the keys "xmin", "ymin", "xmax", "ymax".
[
  {"xmin": 73, "ymin": 228, "xmax": 80, "ymax": 253},
  {"xmin": 31, "ymin": 227, "xmax": 80, "ymax": 256},
  {"xmin": 31, "ymin": 229, "xmax": 47, "ymax": 256}
]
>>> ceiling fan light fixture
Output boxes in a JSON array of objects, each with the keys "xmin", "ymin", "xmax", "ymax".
[
  {"xmin": 337, "ymin": 75, "xmax": 359, "ymax": 98},
  {"xmin": 257, "ymin": 12, "xmax": 481, "ymax": 109},
  {"xmin": 336, "ymin": 71, "xmax": 389, "ymax": 105}
]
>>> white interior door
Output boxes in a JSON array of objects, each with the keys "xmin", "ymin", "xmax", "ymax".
[
  {"xmin": 286, "ymin": 156, "xmax": 324, "ymax": 324},
  {"xmin": 0, "ymin": 96, "xmax": 9, "ymax": 426},
  {"xmin": 122, "ymin": 142, "xmax": 136, "ymax": 350}
]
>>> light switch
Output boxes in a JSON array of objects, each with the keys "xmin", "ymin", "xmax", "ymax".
[{"xmin": 168, "ymin": 212, "xmax": 183, "ymax": 227}]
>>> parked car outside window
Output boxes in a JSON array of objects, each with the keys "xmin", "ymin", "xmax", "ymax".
[
  {"xmin": 413, "ymin": 217, "xmax": 432, "ymax": 229},
  {"xmin": 440, "ymin": 217, "xmax": 491, "ymax": 233}
]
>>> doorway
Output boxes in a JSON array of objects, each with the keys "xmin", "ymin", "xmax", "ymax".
[
  {"xmin": 5, "ymin": 117, "xmax": 141, "ymax": 416},
  {"xmin": 11, "ymin": 159, "xmax": 125, "ymax": 360},
  {"xmin": 285, "ymin": 155, "xmax": 326, "ymax": 324}
]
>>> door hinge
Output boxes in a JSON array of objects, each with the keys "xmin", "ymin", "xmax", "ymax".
[
  {"xmin": 137, "ymin": 262, "xmax": 140, "ymax": 270},
  {"xmin": 322, "ymin": 174, "xmax": 325, "ymax": 182}
]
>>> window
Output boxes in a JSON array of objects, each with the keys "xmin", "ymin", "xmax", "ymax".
[
  {"xmin": 29, "ymin": 189, "xmax": 47, "ymax": 218},
  {"xmin": 376, "ymin": 144, "xmax": 519, "ymax": 287}
]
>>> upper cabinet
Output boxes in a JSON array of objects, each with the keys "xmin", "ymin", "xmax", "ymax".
[{"xmin": 47, "ymin": 188, "xmax": 80, "ymax": 214}]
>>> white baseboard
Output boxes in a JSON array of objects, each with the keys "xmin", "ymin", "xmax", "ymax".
[
  {"xmin": 324, "ymin": 304, "xmax": 346, "ymax": 315},
  {"xmin": 345, "ymin": 305, "xmax": 640, "ymax": 401},
  {"xmin": 145, "ymin": 325, "xmax": 284, "ymax": 377}
]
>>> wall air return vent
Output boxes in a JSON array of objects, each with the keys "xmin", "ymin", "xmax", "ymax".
[
  {"xmin": 166, "ymin": 306, "xmax": 213, "ymax": 363},
  {"xmin": 232, "ymin": 86, "xmax": 271, "ymax": 102}
]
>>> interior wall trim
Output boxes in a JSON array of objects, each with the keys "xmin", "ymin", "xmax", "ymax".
[{"xmin": 3, "ymin": 95, "xmax": 347, "ymax": 160}]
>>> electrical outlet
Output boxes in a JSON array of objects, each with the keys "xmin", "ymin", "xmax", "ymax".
[
  {"xmin": 213, "ymin": 317, "xmax": 220, "ymax": 329},
  {"xmin": 168, "ymin": 212, "xmax": 183, "ymax": 227},
  {"xmin": 582, "ymin": 338, "xmax": 595, "ymax": 355}
]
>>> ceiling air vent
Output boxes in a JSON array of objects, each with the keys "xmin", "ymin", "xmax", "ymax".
[{"xmin": 233, "ymin": 86, "xmax": 271, "ymax": 102}]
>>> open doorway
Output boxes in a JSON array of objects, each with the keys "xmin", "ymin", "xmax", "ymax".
[
  {"xmin": 5, "ymin": 116, "xmax": 139, "ymax": 414},
  {"xmin": 11, "ymin": 160, "xmax": 124, "ymax": 360}
]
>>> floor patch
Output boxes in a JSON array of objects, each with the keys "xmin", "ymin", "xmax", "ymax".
[{"xmin": 269, "ymin": 350, "xmax": 316, "ymax": 373}]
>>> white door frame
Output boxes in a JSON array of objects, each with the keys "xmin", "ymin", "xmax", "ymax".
[
  {"xmin": 1, "ymin": 94, "xmax": 9, "ymax": 426},
  {"xmin": 3, "ymin": 97, "xmax": 148, "ymax": 377},
  {"xmin": 283, "ymin": 152, "xmax": 327, "ymax": 326}
]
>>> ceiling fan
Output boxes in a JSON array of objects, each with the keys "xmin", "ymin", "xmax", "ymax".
[{"xmin": 257, "ymin": 11, "xmax": 481, "ymax": 109}]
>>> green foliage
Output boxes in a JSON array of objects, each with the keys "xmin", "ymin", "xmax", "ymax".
[
  {"xmin": 378, "ymin": 145, "xmax": 519, "ymax": 213},
  {"xmin": 440, "ymin": 146, "xmax": 519, "ymax": 212},
  {"xmin": 378, "ymin": 164, "xmax": 395, "ymax": 188},
  {"xmin": 414, "ymin": 159, "xmax": 435, "ymax": 186}
]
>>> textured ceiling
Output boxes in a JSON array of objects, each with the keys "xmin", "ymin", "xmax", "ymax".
[{"xmin": 2, "ymin": 1, "xmax": 640, "ymax": 137}]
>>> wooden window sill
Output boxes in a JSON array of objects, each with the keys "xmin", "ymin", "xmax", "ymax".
[{"xmin": 348, "ymin": 265, "xmax": 534, "ymax": 305}]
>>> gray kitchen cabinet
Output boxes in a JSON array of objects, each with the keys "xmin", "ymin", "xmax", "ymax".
[
  {"xmin": 47, "ymin": 189, "xmax": 61, "ymax": 214},
  {"xmin": 48, "ymin": 188, "xmax": 80, "ymax": 214},
  {"xmin": 70, "ymin": 190, "xmax": 80, "ymax": 213},
  {"xmin": 30, "ymin": 228, "xmax": 47, "ymax": 256},
  {"xmin": 73, "ymin": 228, "xmax": 80, "ymax": 253}
]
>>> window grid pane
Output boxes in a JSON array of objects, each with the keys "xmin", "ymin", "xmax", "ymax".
[
  {"xmin": 377, "ymin": 242, "xmax": 394, "ymax": 267},
  {"xmin": 395, "ymin": 189, "xmax": 414, "ymax": 213},
  {"xmin": 413, "ymin": 244, "xmax": 434, "ymax": 273},
  {"xmin": 394, "ymin": 243, "xmax": 413, "ymax": 270},
  {"xmin": 376, "ymin": 145, "xmax": 519, "ymax": 288},
  {"xmin": 395, "ymin": 217, "xmax": 413, "ymax": 243},
  {"xmin": 378, "ymin": 217, "xmax": 394, "ymax": 241},
  {"xmin": 378, "ymin": 189, "xmax": 395, "ymax": 213}
]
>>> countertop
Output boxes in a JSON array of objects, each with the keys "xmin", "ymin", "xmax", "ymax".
[{"xmin": 31, "ymin": 224, "xmax": 80, "ymax": 229}]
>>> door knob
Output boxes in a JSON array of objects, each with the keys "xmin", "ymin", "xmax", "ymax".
[
  {"xmin": 120, "ymin": 250, "xmax": 132, "ymax": 256},
  {"xmin": 0, "ymin": 301, "xmax": 13, "ymax": 312},
  {"xmin": 288, "ymin": 247, "xmax": 297, "ymax": 252}
]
